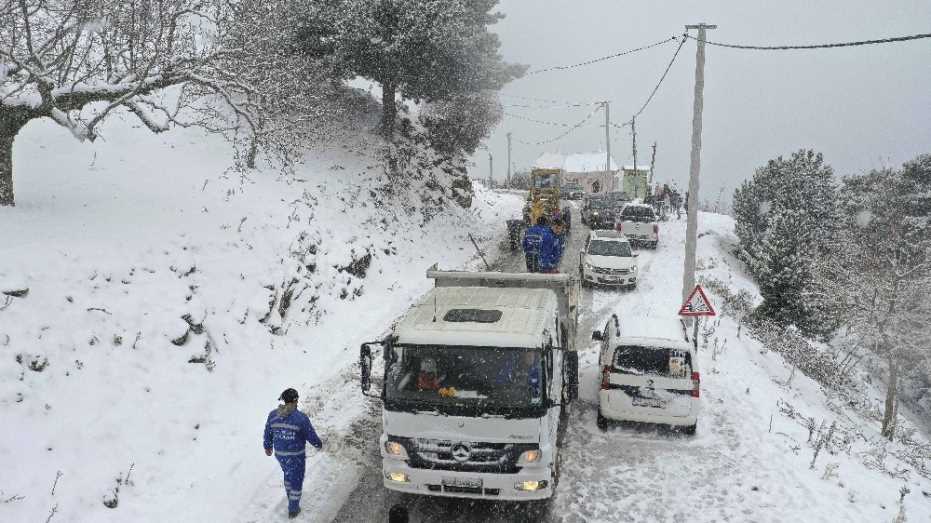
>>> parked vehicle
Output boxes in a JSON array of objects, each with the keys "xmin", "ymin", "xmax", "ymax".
[
  {"xmin": 602, "ymin": 191, "xmax": 630, "ymax": 207},
  {"xmin": 579, "ymin": 230, "xmax": 639, "ymax": 289},
  {"xmin": 580, "ymin": 196, "xmax": 619, "ymax": 230},
  {"xmin": 592, "ymin": 315, "xmax": 699, "ymax": 434},
  {"xmin": 615, "ymin": 203, "xmax": 659, "ymax": 248},
  {"xmin": 562, "ymin": 183, "xmax": 584, "ymax": 200},
  {"xmin": 359, "ymin": 267, "xmax": 581, "ymax": 502}
]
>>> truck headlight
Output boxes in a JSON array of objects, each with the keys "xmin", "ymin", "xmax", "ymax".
[
  {"xmin": 385, "ymin": 441, "xmax": 408, "ymax": 458},
  {"xmin": 518, "ymin": 449, "xmax": 541, "ymax": 464},
  {"xmin": 514, "ymin": 480, "xmax": 548, "ymax": 491},
  {"xmin": 631, "ymin": 265, "xmax": 638, "ymax": 272},
  {"xmin": 386, "ymin": 472, "xmax": 409, "ymax": 483}
]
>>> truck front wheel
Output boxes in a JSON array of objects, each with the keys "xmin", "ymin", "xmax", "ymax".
[{"xmin": 597, "ymin": 412, "xmax": 608, "ymax": 431}]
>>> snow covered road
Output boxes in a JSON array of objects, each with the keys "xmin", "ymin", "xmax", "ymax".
[{"xmin": 322, "ymin": 208, "xmax": 931, "ymax": 523}]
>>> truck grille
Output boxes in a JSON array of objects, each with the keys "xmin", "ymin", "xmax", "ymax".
[{"xmin": 395, "ymin": 437, "xmax": 536, "ymax": 474}]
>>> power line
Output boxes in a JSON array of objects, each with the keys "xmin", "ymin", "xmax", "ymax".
[
  {"xmin": 503, "ymin": 112, "xmax": 584, "ymax": 127},
  {"xmin": 684, "ymin": 31, "xmax": 931, "ymax": 50},
  {"xmin": 631, "ymin": 34, "xmax": 688, "ymax": 121},
  {"xmin": 499, "ymin": 94, "xmax": 603, "ymax": 107},
  {"xmin": 606, "ymin": 34, "xmax": 688, "ymax": 133},
  {"xmin": 522, "ymin": 36, "xmax": 680, "ymax": 76},
  {"xmin": 512, "ymin": 105, "xmax": 603, "ymax": 146},
  {"xmin": 501, "ymin": 102, "xmax": 597, "ymax": 109}
]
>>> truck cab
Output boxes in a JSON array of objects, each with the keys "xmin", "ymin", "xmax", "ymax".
[{"xmin": 360, "ymin": 268, "xmax": 579, "ymax": 501}]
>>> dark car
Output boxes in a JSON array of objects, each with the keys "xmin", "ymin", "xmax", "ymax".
[{"xmin": 581, "ymin": 197, "xmax": 620, "ymax": 229}]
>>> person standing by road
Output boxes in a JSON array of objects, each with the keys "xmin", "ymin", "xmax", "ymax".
[
  {"xmin": 263, "ymin": 388, "xmax": 323, "ymax": 519},
  {"xmin": 522, "ymin": 216, "xmax": 551, "ymax": 273}
]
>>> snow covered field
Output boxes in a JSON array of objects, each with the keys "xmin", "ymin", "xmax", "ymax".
[{"xmin": 0, "ymin": 110, "xmax": 522, "ymax": 522}]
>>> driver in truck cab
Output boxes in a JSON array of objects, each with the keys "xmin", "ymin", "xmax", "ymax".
[{"xmin": 416, "ymin": 358, "xmax": 442, "ymax": 391}]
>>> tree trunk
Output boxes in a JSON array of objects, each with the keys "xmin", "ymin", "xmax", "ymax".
[
  {"xmin": 381, "ymin": 81, "xmax": 396, "ymax": 139},
  {"xmin": 0, "ymin": 109, "xmax": 29, "ymax": 207},
  {"xmin": 0, "ymin": 130, "xmax": 13, "ymax": 206},
  {"xmin": 881, "ymin": 353, "xmax": 898, "ymax": 440}
]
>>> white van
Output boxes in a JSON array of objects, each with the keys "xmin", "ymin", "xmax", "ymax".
[{"xmin": 592, "ymin": 315, "xmax": 700, "ymax": 434}]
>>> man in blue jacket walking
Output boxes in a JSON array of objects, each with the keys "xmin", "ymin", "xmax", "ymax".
[{"xmin": 264, "ymin": 388, "xmax": 323, "ymax": 519}]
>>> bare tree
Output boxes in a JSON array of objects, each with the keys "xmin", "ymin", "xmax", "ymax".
[
  {"xmin": 822, "ymin": 157, "xmax": 931, "ymax": 440},
  {"xmin": 0, "ymin": 0, "xmax": 336, "ymax": 206}
]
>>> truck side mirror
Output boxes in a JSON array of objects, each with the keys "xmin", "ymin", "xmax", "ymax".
[
  {"xmin": 565, "ymin": 352, "xmax": 579, "ymax": 401},
  {"xmin": 592, "ymin": 330, "xmax": 603, "ymax": 341},
  {"xmin": 359, "ymin": 344, "xmax": 373, "ymax": 394}
]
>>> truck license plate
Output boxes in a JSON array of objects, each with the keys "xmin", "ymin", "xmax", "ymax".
[{"xmin": 442, "ymin": 477, "xmax": 483, "ymax": 489}]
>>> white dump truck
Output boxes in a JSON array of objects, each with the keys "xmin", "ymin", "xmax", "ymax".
[{"xmin": 359, "ymin": 266, "xmax": 580, "ymax": 501}]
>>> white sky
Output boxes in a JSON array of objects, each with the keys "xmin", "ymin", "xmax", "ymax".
[{"xmin": 475, "ymin": 0, "xmax": 931, "ymax": 199}]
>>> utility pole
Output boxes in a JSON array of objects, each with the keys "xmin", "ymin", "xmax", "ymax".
[
  {"xmin": 682, "ymin": 22, "xmax": 716, "ymax": 304},
  {"xmin": 506, "ymin": 132, "xmax": 512, "ymax": 189},
  {"xmin": 649, "ymin": 142, "xmax": 657, "ymax": 185},
  {"xmin": 603, "ymin": 101, "xmax": 611, "ymax": 183},
  {"xmin": 631, "ymin": 116, "xmax": 638, "ymax": 174},
  {"xmin": 488, "ymin": 151, "xmax": 493, "ymax": 188}
]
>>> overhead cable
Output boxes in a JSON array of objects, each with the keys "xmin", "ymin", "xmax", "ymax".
[
  {"xmin": 684, "ymin": 31, "xmax": 931, "ymax": 50},
  {"xmin": 512, "ymin": 105, "xmax": 603, "ymax": 146},
  {"xmin": 630, "ymin": 34, "xmax": 688, "ymax": 121},
  {"xmin": 499, "ymin": 93, "xmax": 603, "ymax": 107},
  {"xmin": 522, "ymin": 36, "xmax": 680, "ymax": 76},
  {"xmin": 504, "ymin": 112, "xmax": 587, "ymax": 127}
]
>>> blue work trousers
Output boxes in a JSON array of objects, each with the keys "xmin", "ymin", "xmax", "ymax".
[{"xmin": 276, "ymin": 454, "xmax": 305, "ymax": 513}]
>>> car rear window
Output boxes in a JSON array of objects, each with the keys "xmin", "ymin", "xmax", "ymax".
[
  {"xmin": 622, "ymin": 206, "xmax": 656, "ymax": 222},
  {"xmin": 612, "ymin": 345, "xmax": 692, "ymax": 377}
]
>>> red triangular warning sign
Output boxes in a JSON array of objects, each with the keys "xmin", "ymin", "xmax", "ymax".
[{"xmin": 678, "ymin": 285, "xmax": 717, "ymax": 317}]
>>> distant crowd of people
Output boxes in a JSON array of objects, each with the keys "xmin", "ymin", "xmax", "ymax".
[{"xmin": 644, "ymin": 183, "xmax": 687, "ymax": 220}]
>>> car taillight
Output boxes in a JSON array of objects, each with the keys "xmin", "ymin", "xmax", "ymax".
[
  {"xmin": 653, "ymin": 224, "xmax": 659, "ymax": 234},
  {"xmin": 691, "ymin": 371, "xmax": 700, "ymax": 398},
  {"xmin": 601, "ymin": 366, "xmax": 611, "ymax": 389},
  {"xmin": 616, "ymin": 222, "xmax": 623, "ymax": 232}
]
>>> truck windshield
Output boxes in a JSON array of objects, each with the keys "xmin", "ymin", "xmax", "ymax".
[
  {"xmin": 589, "ymin": 240, "xmax": 632, "ymax": 257},
  {"xmin": 385, "ymin": 345, "xmax": 546, "ymax": 416}
]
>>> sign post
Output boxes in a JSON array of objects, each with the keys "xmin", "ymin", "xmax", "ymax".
[{"xmin": 678, "ymin": 284, "xmax": 716, "ymax": 351}]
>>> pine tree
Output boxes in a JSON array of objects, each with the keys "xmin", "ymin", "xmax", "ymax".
[
  {"xmin": 733, "ymin": 150, "xmax": 838, "ymax": 336},
  {"xmin": 297, "ymin": 0, "xmax": 524, "ymax": 138}
]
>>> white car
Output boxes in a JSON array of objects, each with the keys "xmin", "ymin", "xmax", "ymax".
[
  {"xmin": 592, "ymin": 314, "xmax": 700, "ymax": 434},
  {"xmin": 579, "ymin": 230, "xmax": 639, "ymax": 289},
  {"xmin": 615, "ymin": 203, "xmax": 659, "ymax": 249}
]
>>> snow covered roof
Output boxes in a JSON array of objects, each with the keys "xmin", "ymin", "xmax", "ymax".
[
  {"xmin": 564, "ymin": 153, "xmax": 618, "ymax": 173},
  {"xmin": 622, "ymin": 165, "xmax": 651, "ymax": 172},
  {"xmin": 395, "ymin": 286, "xmax": 558, "ymax": 348},
  {"xmin": 533, "ymin": 152, "xmax": 564, "ymax": 169}
]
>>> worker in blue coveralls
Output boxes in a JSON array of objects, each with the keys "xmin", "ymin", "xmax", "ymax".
[
  {"xmin": 522, "ymin": 216, "xmax": 552, "ymax": 273},
  {"xmin": 264, "ymin": 388, "xmax": 323, "ymax": 519},
  {"xmin": 539, "ymin": 219, "xmax": 566, "ymax": 273}
]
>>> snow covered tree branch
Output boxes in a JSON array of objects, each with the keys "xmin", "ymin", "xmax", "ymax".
[{"xmin": 0, "ymin": 0, "xmax": 340, "ymax": 206}]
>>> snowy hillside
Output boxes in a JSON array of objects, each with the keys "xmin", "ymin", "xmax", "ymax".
[{"xmin": 0, "ymin": 103, "xmax": 522, "ymax": 522}]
